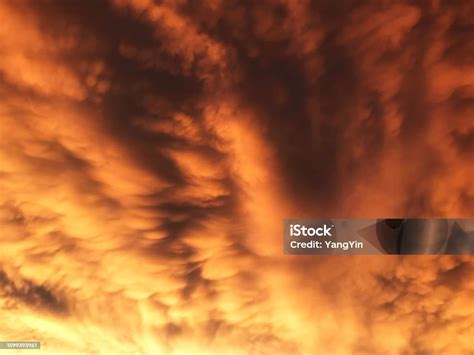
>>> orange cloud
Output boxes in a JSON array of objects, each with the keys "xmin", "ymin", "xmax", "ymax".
[{"xmin": 0, "ymin": 0, "xmax": 472, "ymax": 354}]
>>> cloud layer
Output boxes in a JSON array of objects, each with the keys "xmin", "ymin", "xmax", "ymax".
[{"xmin": 0, "ymin": 0, "xmax": 472, "ymax": 353}]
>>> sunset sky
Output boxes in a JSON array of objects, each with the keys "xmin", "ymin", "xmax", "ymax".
[{"xmin": 0, "ymin": 0, "xmax": 473, "ymax": 354}]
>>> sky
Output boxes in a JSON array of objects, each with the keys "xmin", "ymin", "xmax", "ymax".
[{"xmin": 0, "ymin": 0, "xmax": 473, "ymax": 354}]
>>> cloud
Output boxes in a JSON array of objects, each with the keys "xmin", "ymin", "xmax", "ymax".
[
  {"xmin": 0, "ymin": 0, "xmax": 472, "ymax": 353},
  {"xmin": 0, "ymin": 269, "xmax": 68, "ymax": 315}
]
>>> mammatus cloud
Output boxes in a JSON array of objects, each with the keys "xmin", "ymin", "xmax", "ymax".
[{"xmin": 0, "ymin": 0, "xmax": 472, "ymax": 353}]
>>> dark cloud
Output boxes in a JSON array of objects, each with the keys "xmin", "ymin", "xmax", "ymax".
[{"xmin": 0, "ymin": 269, "xmax": 68, "ymax": 315}]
